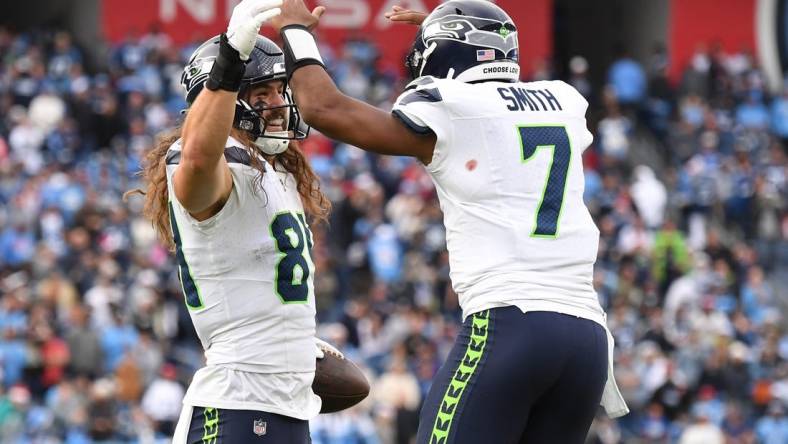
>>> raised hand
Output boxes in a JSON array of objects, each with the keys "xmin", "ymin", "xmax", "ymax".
[
  {"xmin": 227, "ymin": 0, "xmax": 283, "ymax": 60},
  {"xmin": 270, "ymin": 0, "xmax": 326, "ymax": 33},
  {"xmin": 384, "ymin": 5, "xmax": 428, "ymax": 26}
]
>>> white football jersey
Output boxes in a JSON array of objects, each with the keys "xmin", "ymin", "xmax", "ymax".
[
  {"xmin": 392, "ymin": 77, "xmax": 605, "ymax": 326},
  {"xmin": 165, "ymin": 136, "xmax": 321, "ymax": 419}
]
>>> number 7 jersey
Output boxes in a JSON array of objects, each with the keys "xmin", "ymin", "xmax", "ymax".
[{"xmin": 393, "ymin": 77, "xmax": 605, "ymax": 325}]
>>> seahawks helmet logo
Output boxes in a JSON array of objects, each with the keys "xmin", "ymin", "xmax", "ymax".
[
  {"xmin": 423, "ymin": 19, "xmax": 474, "ymax": 41},
  {"xmin": 181, "ymin": 57, "xmax": 213, "ymax": 96},
  {"xmin": 421, "ymin": 15, "xmax": 518, "ymax": 56}
]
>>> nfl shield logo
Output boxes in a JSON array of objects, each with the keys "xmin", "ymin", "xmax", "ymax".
[{"xmin": 253, "ymin": 419, "xmax": 267, "ymax": 436}]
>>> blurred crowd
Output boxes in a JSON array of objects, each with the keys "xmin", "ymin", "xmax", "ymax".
[{"xmin": 0, "ymin": 25, "xmax": 785, "ymax": 444}]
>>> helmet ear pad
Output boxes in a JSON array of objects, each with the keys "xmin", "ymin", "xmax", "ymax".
[
  {"xmin": 234, "ymin": 98, "xmax": 264, "ymax": 138},
  {"xmin": 406, "ymin": 28, "xmax": 426, "ymax": 80}
]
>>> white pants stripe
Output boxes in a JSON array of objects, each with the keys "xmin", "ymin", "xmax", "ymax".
[{"xmin": 171, "ymin": 404, "xmax": 194, "ymax": 444}]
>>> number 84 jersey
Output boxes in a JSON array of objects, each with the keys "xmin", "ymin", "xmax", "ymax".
[
  {"xmin": 393, "ymin": 77, "xmax": 605, "ymax": 326},
  {"xmin": 165, "ymin": 137, "xmax": 321, "ymax": 419}
]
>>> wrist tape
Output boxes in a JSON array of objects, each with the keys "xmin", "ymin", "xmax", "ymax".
[
  {"xmin": 205, "ymin": 33, "xmax": 246, "ymax": 93},
  {"xmin": 280, "ymin": 25, "xmax": 326, "ymax": 78}
]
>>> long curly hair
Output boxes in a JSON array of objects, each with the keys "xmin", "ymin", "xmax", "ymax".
[{"xmin": 125, "ymin": 126, "xmax": 331, "ymax": 250}]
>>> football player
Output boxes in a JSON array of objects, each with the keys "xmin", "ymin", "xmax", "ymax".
[
  {"xmin": 129, "ymin": 1, "xmax": 333, "ymax": 442},
  {"xmin": 270, "ymin": 0, "xmax": 629, "ymax": 442}
]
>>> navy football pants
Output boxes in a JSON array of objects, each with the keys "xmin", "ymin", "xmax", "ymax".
[
  {"xmin": 184, "ymin": 406, "xmax": 310, "ymax": 443},
  {"xmin": 416, "ymin": 307, "xmax": 608, "ymax": 444}
]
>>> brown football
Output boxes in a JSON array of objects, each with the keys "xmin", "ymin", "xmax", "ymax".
[{"xmin": 313, "ymin": 351, "xmax": 370, "ymax": 413}]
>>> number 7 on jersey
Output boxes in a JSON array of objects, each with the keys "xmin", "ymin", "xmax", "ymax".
[{"xmin": 517, "ymin": 125, "xmax": 572, "ymax": 238}]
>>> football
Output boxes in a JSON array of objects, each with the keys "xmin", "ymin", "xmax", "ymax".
[{"xmin": 313, "ymin": 349, "xmax": 370, "ymax": 413}]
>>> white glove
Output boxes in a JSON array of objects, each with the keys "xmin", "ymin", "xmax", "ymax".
[
  {"xmin": 226, "ymin": 0, "xmax": 283, "ymax": 60},
  {"xmin": 315, "ymin": 338, "xmax": 344, "ymax": 360}
]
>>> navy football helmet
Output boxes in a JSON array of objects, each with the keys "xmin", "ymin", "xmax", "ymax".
[
  {"xmin": 406, "ymin": 0, "xmax": 520, "ymax": 83},
  {"xmin": 181, "ymin": 35, "xmax": 307, "ymax": 154}
]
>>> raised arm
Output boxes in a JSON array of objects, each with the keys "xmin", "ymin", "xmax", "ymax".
[
  {"xmin": 289, "ymin": 66, "xmax": 436, "ymax": 164},
  {"xmin": 176, "ymin": 84, "xmax": 236, "ymax": 216},
  {"xmin": 271, "ymin": 1, "xmax": 436, "ymax": 165},
  {"xmin": 175, "ymin": 0, "xmax": 282, "ymax": 217}
]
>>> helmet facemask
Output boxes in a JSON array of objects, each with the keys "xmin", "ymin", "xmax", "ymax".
[{"xmin": 235, "ymin": 83, "xmax": 308, "ymax": 155}]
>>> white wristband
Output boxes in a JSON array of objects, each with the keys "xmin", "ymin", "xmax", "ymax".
[{"xmin": 282, "ymin": 27, "xmax": 324, "ymax": 65}]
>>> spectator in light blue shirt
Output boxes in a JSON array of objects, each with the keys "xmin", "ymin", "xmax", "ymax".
[
  {"xmin": 755, "ymin": 402, "xmax": 788, "ymax": 444},
  {"xmin": 0, "ymin": 293, "xmax": 28, "ymax": 387},
  {"xmin": 736, "ymin": 90, "xmax": 770, "ymax": 129},
  {"xmin": 0, "ymin": 223, "xmax": 35, "ymax": 268},
  {"xmin": 770, "ymin": 87, "xmax": 788, "ymax": 138},
  {"xmin": 310, "ymin": 410, "xmax": 381, "ymax": 444},
  {"xmin": 368, "ymin": 224, "xmax": 403, "ymax": 284},
  {"xmin": 608, "ymin": 52, "xmax": 647, "ymax": 105},
  {"xmin": 100, "ymin": 309, "xmax": 139, "ymax": 372}
]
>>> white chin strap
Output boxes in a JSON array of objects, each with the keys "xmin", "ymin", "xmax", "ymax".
[{"xmin": 255, "ymin": 131, "xmax": 290, "ymax": 155}]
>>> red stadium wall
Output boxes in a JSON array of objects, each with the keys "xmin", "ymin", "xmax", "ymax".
[
  {"xmin": 669, "ymin": 0, "xmax": 757, "ymax": 81},
  {"xmin": 101, "ymin": 0, "xmax": 552, "ymax": 77}
]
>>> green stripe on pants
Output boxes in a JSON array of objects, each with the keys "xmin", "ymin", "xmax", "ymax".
[
  {"xmin": 203, "ymin": 407, "xmax": 219, "ymax": 444},
  {"xmin": 430, "ymin": 310, "xmax": 490, "ymax": 443}
]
